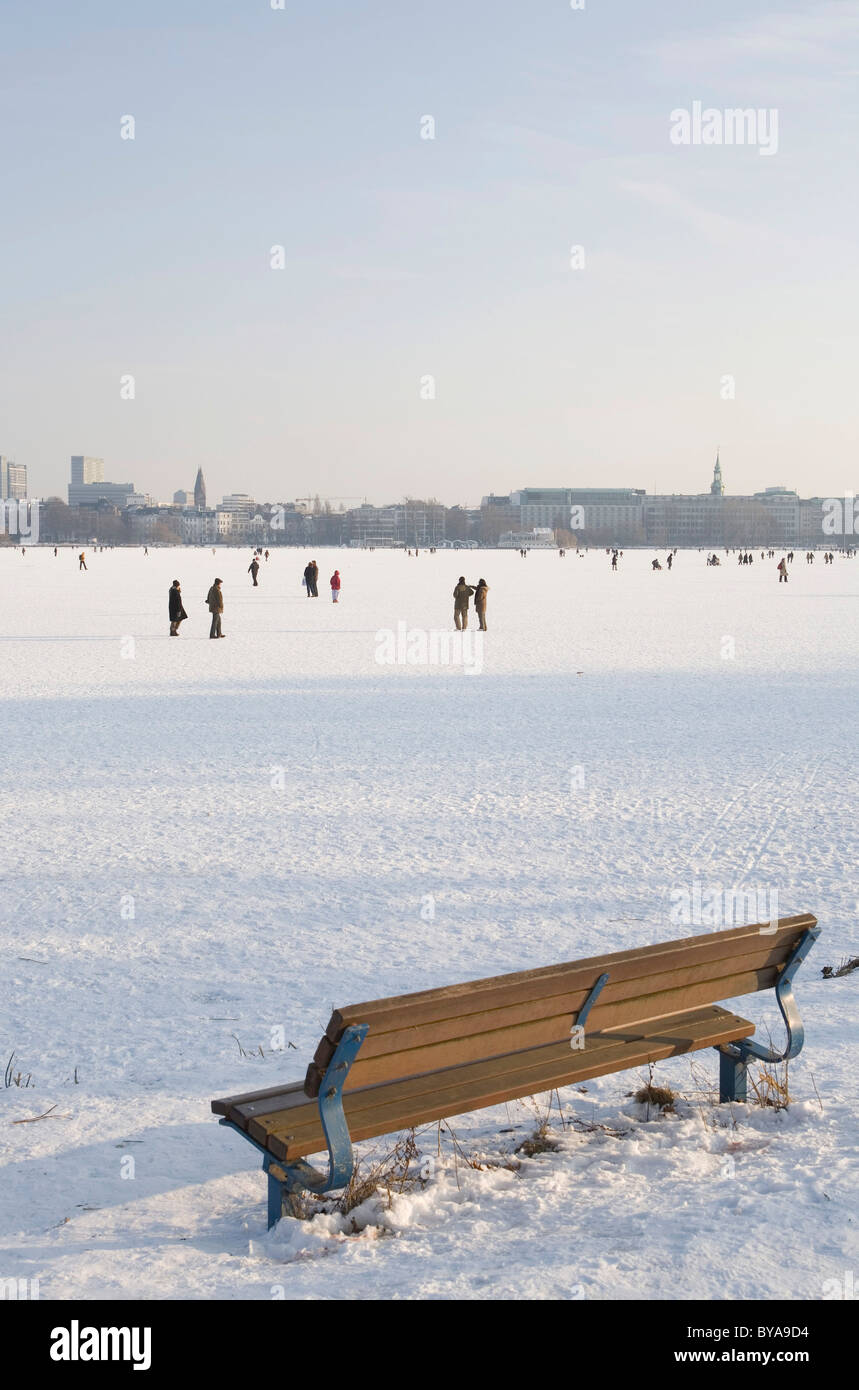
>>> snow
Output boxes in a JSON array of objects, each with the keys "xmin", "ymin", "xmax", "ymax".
[{"xmin": 0, "ymin": 544, "xmax": 856, "ymax": 1300}]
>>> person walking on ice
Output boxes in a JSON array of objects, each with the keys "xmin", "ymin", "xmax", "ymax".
[
  {"xmin": 303, "ymin": 560, "xmax": 318, "ymax": 597},
  {"xmin": 330, "ymin": 569, "xmax": 341, "ymax": 602},
  {"xmin": 169, "ymin": 580, "xmax": 188, "ymax": 636},
  {"xmin": 79, "ymin": 551, "xmax": 87, "ymax": 570},
  {"xmin": 474, "ymin": 577, "xmax": 489, "ymax": 630},
  {"xmin": 777, "ymin": 557, "xmax": 789, "ymax": 584},
  {"xmin": 206, "ymin": 577, "xmax": 225, "ymax": 637},
  {"xmin": 453, "ymin": 576, "xmax": 475, "ymax": 630},
  {"xmin": 248, "ymin": 556, "xmax": 260, "ymax": 586}
]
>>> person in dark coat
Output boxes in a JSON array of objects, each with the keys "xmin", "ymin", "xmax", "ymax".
[
  {"xmin": 453, "ymin": 577, "xmax": 475, "ymax": 630},
  {"xmin": 169, "ymin": 580, "xmax": 188, "ymax": 636},
  {"xmin": 473, "ymin": 578, "xmax": 489, "ymax": 630},
  {"xmin": 248, "ymin": 557, "xmax": 260, "ymax": 586},
  {"xmin": 303, "ymin": 561, "xmax": 314, "ymax": 597},
  {"xmin": 206, "ymin": 578, "xmax": 224, "ymax": 637},
  {"xmin": 309, "ymin": 560, "xmax": 319, "ymax": 597}
]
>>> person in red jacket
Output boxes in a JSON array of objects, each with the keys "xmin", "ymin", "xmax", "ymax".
[{"xmin": 330, "ymin": 569, "xmax": 341, "ymax": 602}]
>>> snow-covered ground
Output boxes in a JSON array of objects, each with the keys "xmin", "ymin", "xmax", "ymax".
[{"xmin": 1, "ymin": 544, "xmax": 856, "ymax": 1300}]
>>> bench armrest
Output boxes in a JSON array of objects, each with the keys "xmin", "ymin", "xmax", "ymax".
[{"xmin": 721, "ymin": 923, "xmax": 820, "ymax": 1067}]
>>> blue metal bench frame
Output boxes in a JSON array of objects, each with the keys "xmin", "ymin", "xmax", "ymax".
[
  {"xmin": 716, "ymin": 922, "xmax": 820, "ymax": 1101},
  {"xmin": 220, "ymin": 925, "xmax": 819, "ymax": 1226},
  {"xmin": 220, "ymin": 1023, "xmax": 368, "ymax": 1227}
]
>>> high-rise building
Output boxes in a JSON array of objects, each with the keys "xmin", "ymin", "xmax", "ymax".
[
  {"xmin": 194, "ymin": 468, "xmax": 206, "ymax": 509},
  {"xmin": 0, "ymin": 457, "xmax": 28, "ymax": 499},
  {"xmin": 68, "ymin": 481, "xmax": 135, "ymax": 508},
  {"xmin": 173, "ymin": 489, "xmax": 191, "ymax": 505},
  {"xmin": 71, "ymin": 456, "xmax": 105, "ymax": 485}
]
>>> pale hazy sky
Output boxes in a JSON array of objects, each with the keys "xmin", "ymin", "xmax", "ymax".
[{"xmin": 2, "ymin": 1, "xmax": 857, "ymax": 505}]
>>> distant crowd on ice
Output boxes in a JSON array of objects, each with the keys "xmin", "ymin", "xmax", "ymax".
[{"xmin": 9, "ymin": 541, "xmax": 856, "ymax": 638}]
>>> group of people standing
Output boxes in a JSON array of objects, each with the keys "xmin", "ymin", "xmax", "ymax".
[
  {"xmin": 168, "ymin": 561, "xmax": 344, "ymax": 637},
  {"xmin": 453, "ymin": 577, "xmax": 489, "ymax": 630},
  {"xmin": 303, "ymin": 560, "xmax": 341, "ymax": 601},
  {"xmin": 167, "ymin": 576, "xmax": 225, "ymax": 638}
]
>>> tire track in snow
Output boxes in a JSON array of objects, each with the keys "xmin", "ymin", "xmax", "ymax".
[
  {"xmin": 733, "ymin": 754, "xmax": 823, "ymax": 894},
  {"xmin": 686, "ymin": 753, "xmax": 787, "ymax": 868}
]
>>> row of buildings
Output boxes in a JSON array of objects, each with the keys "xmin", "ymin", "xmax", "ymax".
[
  {"xmin": 4, "ymin": 454, "xmax": 854, "ymax": 547},
  {"xmin": 484, "ymin": 461, "xmax": 845, "ymax": 547},
  {"xmin": 34, "ymin": 458, "xmax": 458, "ymax": 547}
]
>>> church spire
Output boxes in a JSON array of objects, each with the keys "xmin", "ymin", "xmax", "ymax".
[
  {"xmin": 711, "ymin": 451, "xmax": 724, "ymax": 496},
  {"xmin": 194, "ymin": 468, "xmax": 206, "ymax": 509}
]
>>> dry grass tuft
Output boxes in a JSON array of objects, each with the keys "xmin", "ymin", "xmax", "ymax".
[
  {"xmin": 634, "ymin": 1083, "xmax": 677, "ymax": 1112},
  {"xmin": 4, "ymin": 1053, "xmax": 34, "ymax": 1088},
  {"xmin": 748, "ymin": 1059, "xmax": 790, "ymax": 1110},
  {"xmin": 516, "ymin": 1119, "xmax": 560, "ymax": 1158},
  {"xmin": 632, "ymin": 1063, "xmax": 676, "ymax": 1115},
  {"xmin": 281, "ymin": 1131, "xmax": 432, "ymax": 1223},
  {"xmin": 335, "ymin": 1131, "xmax": 425, "ymax": 1215}
]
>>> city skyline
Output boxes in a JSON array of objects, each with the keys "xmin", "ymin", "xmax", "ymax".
[
  {"xmin": 5, "ymin": 453, "xmax": 852, "ymax": 549},
  {"xmin": 2, "ymin": 2, "xmax": 858, "ymax": 505},
  {"xmin": 2, "ymin": 446, "xmax": 854, "ymax": 512}
]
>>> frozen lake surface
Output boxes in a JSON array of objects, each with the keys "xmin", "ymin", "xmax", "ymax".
[{"xmin": 1, "ymin": 544, "xmax": 856, "ymax": 1299}]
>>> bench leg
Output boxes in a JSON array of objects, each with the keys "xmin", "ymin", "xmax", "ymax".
[
  {"xmin": 267, "ymin": 1172, "xmax": 284, "ymax": 1228},
  {"xmin": 719, "ymin": 1048, "xmax": 748, "ymax": 1103}
]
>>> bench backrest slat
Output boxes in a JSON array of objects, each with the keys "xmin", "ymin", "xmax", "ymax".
[{"xmin": 304, "ymin": 914, "xmax": 815, "ymax": 1097}]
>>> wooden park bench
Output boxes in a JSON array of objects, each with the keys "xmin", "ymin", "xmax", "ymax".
[{"xmin": 212, "ymin": 912, "xmax": 819, "ymax": 1226}]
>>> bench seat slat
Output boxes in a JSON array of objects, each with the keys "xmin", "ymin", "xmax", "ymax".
[
  {"xmin": 250, "ymin": 1005, "xmax": 754, "ymax": 1162},
  {"xmin": 211, "ymin": 1080, "xmax": 305, "ymax": 1126},
  {"xmin": 307, "ymin": 963, "xmax": 779, "ymax": 1094},
  {"xmin": 229, "ymin": 1086, "xmax": 313, "ymax": 1129},
  {"xmin": 266, "ymin": 1005, "xmax": 752, "ymax": 1149}
]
